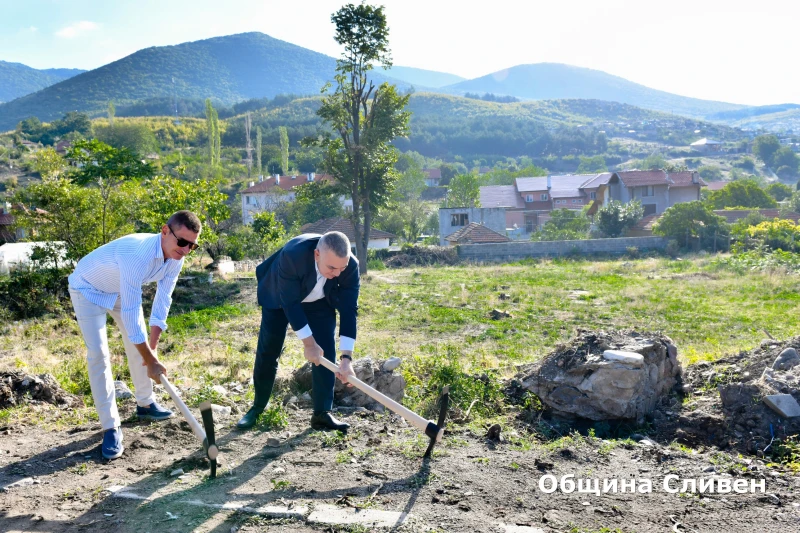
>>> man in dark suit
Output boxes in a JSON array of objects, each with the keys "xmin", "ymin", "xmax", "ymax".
[{"xmin": 237, "ymin": 231, "xmax": 359, "ymax": 431}]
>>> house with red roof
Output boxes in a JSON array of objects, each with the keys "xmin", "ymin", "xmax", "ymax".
[
  {"xmin": 423, "ymin": 168, "xmax": 441, "ymax": 187},
  {"xmin": 601, "ymin": 170, "xmax": 706, "ymax": 216},
  {"xmin": 240, "ymin": 172, "xmax": 350, "ymax": 224},
  {"xmin": 300, "ymin": 217, "xmax": 395, "ymax": 249}
]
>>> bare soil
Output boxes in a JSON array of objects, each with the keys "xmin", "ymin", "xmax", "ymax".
[{"xmin": 1, "ymin": 394, "xmax": 798, "ymax": 532}]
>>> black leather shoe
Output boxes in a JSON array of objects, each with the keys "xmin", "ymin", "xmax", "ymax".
[
  {"xmin": 310, "ymin": 411, "xmax": 350, "ymax": 432},
  {"xmin": 236, "ymin": 405, "xmax": 264, "ymax": 429}
]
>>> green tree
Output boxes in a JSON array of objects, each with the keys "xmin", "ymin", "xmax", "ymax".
[
  {"xmin": 706, "ymin": 179, "xmax": 777, "ymax": 209},
  {"xmin": 439, "ymin": 163, "xmax": 466, "ymax": 186},
  {"xmin": 279, "ymin": 126, "xmax": 289, "ymax": 176},
  {"xmin": 653, "ymin": 201, "xmax": 730, "ymax": 251},
  {"xmin": 136, "ymin": 175, "xmax": 230, "ymax": 258},
  {"xmin": 596, "ymin": 200, "xmax": 644, "ymax": 237},
  {"xmin": 697, "ymin": 165, "xmax": 723, "ymax": 182},
  {"xmin": 12, "ymin": 178, "xmax": 106, "ymax": 259},
  {"xmin": 753, "ymin": 135, "xmax": 781, "ymax": 167},
  {"xmin": 256, "ymin": 126, "xmax": 262, "ymax": 175},
  {"xmin": 107, "ymin": 101, "xmax": 115, "ymax": 126},
  {"xmin": 68, "ymin": 139, "xmax": 154, "ymax": 244},
  {"xmin": 532, "ymin": 209, "xmax": 590, "ymax": 241},
  {"xmin": 31, "ymin": 147, "xmax": 66, "ymax": 181},
  {"xmin": 446, "ymin": 173, "xmax": 481, "ymax": 207},
  {"xmin": 205, "ymin": 99, "xmax": 220, "ymax": 166},
  {"xmin": 765, "ymin": 182, "xmax": 794, "ymax": 202},
  {"xmin": 773, "ymin": 146, "xmax": 799, "ymax": 178},
  {"xmin": 94, "ymin": 122, "xmax": 159, "ymax": 155},
  {"xmin": 304, "ymin": 3, "xmax": 411, "ymax": 272},
  {"xmin": 279, "ymin": 181, "xmax": 345, "ymax": 227},
  {"xmin": 577, "ymin": 155, "xmax": 607, "ymax": 174}
]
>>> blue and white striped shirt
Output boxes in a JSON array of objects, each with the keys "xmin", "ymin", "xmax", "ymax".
[{"xmin": 68, "ymin": 233, "xmax": 184, "ymax": 344}]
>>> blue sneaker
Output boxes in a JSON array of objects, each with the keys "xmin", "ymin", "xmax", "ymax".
[
  {"xmin": 102, "ymin": 427, "xmax": 124, "ymax": 460},
  {"xmin": 136, "ymin": 401, "xmax": 175, "ymax": 421}
]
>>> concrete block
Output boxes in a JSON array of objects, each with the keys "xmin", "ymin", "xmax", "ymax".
[
  {"xmin": 603, "ymin": 350, "xmax": 645, "ymax": 367},
  {"xmin": 307, "ymin": 504, "xmax": 410, "ymax": 528},
  {"xmin": 498, "ymin": 525, "xmax": 546, "ymax": 533},
  {"xmin": 763, "ymin": 394, "xmax": 800, "ymax": 418}
]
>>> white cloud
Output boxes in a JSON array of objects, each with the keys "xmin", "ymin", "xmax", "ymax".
[
  {"xmin": 28, "ymin": 26, "xmax": 38, "ymax": 33},
  {"xmin": 55, "ymin": 21, "xmax": 98, "ymax": 39}
]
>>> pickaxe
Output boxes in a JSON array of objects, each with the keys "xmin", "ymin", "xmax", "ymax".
[
  {"xmin": 158, "ymin": 375, "xmax": 219, "ymax": 478},
  {"xmin": 317, "ymin": 358, "xmax": 450, "ymax": 458}
]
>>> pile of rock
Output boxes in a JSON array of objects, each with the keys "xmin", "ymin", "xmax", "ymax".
[
  {"xmin": 513, "ymin": 330, "xmax": 682, "ymax": 423},
  {"xmin": 288, "ymin": 357, "xmax": 406, "ymax": 412},
  {"xmin": 0, "ymin": 371, "xmax": 83, "ymax": 409}
]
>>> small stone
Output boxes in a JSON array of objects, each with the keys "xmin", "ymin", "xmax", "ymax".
[
  {"xmin": 210, "ymin": 404, "xmax": 231, "ymax": 417},
  {"xmin": 266, "ymin": 438, "xmax": 281, "ymax": 447},
  {"xmin": 681, "ymin": 384, "xmax": 694, "ymax": 394},
  {"xmin": 272, "ymin": 467, "xmax": 286, "ymax": 474},
  {"xmin": 703, "ymin": 466, "xmax": 716, "ymax": 473},
  {"xmin": 114, "ymin": 381, "xmax": 133, "ymax": 400},
  {"xmin": 487, "ymin": 424, "xmax": 502, "ymax": 441},
  {"xmin": 773, "ymin": 348, "xmax": 800, "ymax": 372},
  {"xmin": 381, "ymin": 357, "xmax": 402, "ymax": 372},
  {"xmin": 602, "ymin": 350, "xmax": 644, "ymax": 367},
  {"xmin": 170, "ymin": 469, "xmax": 184, "ymax": 477},
  {"xmin": 763, "ymin": 394, "xmax": 800, "ymax": 418},
  {"xmin": 211, "ymin": 385, "xmax": 227, "ymax": 396},
  {"xmin": 300, "ymin": 392, "xmax": 312, "ymax": 403},
  {"xmin": 285, "ymin": 396, "xmax": 298, "ymax": 406}
]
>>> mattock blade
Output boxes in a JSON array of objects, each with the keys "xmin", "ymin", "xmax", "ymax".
[
  {"xmin": 424, "ymin": 385, "xmax": 450, "ymax": 459},
  {"xmin": 199, "ymin": 401, "xmax": 218, "ymax": 478}
]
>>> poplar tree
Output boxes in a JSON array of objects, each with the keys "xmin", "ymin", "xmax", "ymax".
[{"xmin": 279, "ymin": 126, "xmax": 289, "ymax": 176}]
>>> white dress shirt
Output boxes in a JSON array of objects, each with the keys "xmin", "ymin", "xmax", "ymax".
[
  {"xmin": 295, "ymin": 260, "xmax": 355, "ymax": 352},
  {"xmin": 68, "ymin": 233, "xmax": 183, "ymax": 345}
]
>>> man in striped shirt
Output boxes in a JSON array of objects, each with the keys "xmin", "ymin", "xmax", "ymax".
[{"xmin": 68, "ymin": 210, "xmax": 201, "ymax": 460}]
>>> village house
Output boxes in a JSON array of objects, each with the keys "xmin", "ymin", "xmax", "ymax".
[
  {"xmin": 438, "ymin": 207, "xmax": 507, "ymax": 246},
  {"xmin": 300, "ymin": 217, "xmax": 395, "ymax": 250},
  {"xmin": 598, "ymin": 170, "xmax": 706, "ymax": 216},
  {"xmin": 423, "ymin": 168, "xmax": 441, "ymax": 187},
  {"xmin": 690, "ymin": 138, "xmax": 724, "ymax": 153},
  {"xmin": 240, "ymin": 172, "xmax": 352, "ymax": 224}
]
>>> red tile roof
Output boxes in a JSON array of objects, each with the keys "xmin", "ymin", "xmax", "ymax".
[
  {"xmin": 615, "ymin": 171, "xmax": 672, "ymax": 186},
  {"xmin": 445, "ymin": 223, "xmax": 510, "ymax": 244},
  {"xmin": 669, "ymin": 171, "xmax": 707, "ymax": 187},
  {"xmin": 705, "ymin": 181, "xmax": 729, "ymax": 191},
  {"xmin": 713, "ymin": 209, "xmax": 800, "ymax": 224},
  {"xmin": 300, "ymin": 218, "xmax": 395, "ymax": 241},
  {"xmin": 242, "ymin": 173, "xmax": 334, "ymax": 194},
  {"xmin": 423, "ymin": 168, "xmax": 442, "ymax": 180}
]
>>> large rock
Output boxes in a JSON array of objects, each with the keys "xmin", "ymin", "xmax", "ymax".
[
  {"xmin": 334, "ymin": 357, "xmax": 406, "ymax": 410},
  {"xmin": 773, "ymin": 348, "xmax": 800, "ymax": 372},
  {"xmin": 114, "ymin": 380, "xmax": 133, "ymax": 400},
  {"xmin": 515, "ymin": 331, "xmax": 681, "ymax": 422}
]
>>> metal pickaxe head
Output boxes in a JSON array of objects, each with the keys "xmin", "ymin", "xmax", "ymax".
[
  {"xmin": 423, "ymin": 386, "xmax": 450, "ymax": 459},
  {"xmin": 199, "ymin": 401, "xmax": 218, "ymax": 478}
]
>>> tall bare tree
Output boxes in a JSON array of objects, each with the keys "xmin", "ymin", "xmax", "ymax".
[{"xmin": 256, "ymin": 126, "xmax": 263, "ymax": 176}]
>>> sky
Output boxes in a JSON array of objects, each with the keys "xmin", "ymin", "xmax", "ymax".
[{"xmin": 0, "ymin": 0, "xmax": 797, "ymax": 106}]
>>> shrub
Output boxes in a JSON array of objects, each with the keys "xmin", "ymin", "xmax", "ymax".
[
  {"xmin": 665, "ymin": 240, "xmax": 680, "ymax": 258},
  {"xmin": 0, "ymin": 264, "xmax": 71, "ymax": 320},
  {"xmin": 626, "ymin": 246, "xmax": 640, "ymax": 259},
  {"xmin": 653, "ymin": 201, "xmax": 730, "ymax": 252},
  {"xmin": 596, "ymin": 200, "xmax": 644, "ymax": 237}
]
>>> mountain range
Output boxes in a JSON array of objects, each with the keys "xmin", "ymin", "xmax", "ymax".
[
  {"xmin": 0, "ymin": 32, "xmax": 792, "ymax": 131},
  {"xmin": 0, "ymin": 61, "xmax": 84, "ymax": 103}
]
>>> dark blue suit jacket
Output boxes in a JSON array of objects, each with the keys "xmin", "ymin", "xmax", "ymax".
[{"xmin": 255, "ymin": 234, "xmax": 360, "ymax": 341}]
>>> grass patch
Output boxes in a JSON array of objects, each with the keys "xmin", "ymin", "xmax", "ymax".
[
  {"xmin": 256, "ymin": 404, "xmax": 289, "ymax": 430},
  {"xmin": 166, "ymin": 304, "xmax": 252, "ymax": 336}
]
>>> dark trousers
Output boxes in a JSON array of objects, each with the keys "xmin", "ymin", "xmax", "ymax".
[{"xmin": 252, "ymin": 299, "xmax": 337, "ymax": 413}]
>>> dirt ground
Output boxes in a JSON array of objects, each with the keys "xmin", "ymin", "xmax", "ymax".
[{"xmin": 1, "ymin": 389, "xmax": 799, "ymax": 533}]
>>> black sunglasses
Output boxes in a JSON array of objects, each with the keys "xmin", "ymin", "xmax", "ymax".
[{"xmin": 168, "ymin": 225, "xmax": 199, "ymax": 251}]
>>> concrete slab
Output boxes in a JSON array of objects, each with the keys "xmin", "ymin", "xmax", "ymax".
[
  {"xmin": 1, "ymin": 477, "xmax": 36, "ymax": 491},
  {"xmin": 181, "ymin": 499, "xmax": 308, "ymax": 520},
  {"xmin": 307, "ymin": 504, "xmax": 410, "ymax": 528},
  {"xmin": 498, "ymin": 525, "xmax": 546, "ymax": 533},
  {"xmin": 603, "ymin": 350, "xmax": 644, "ymax": 367},
  {"xmin": 763, "ymin": 394, "xmax": 800, "ymax": 418}
]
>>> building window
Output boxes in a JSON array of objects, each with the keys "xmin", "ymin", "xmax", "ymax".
[
  {"xmin": 642, "ymin": 186, "xmax": 654, "ymax": 197},
  {"xmin": 555, "ymin": 199, "xmax": 566, "ymax": 205},
  {"xmin": 451, "ymin": 213, "xmax": 469, "ymax": 227},
  {"xmin": 245, "ymin": 195, "xmax": 252, "ymax": 205},
  {"xmin": 526, "ymin": 194, "xmax": 534, "ymax": 202},
  {"xmin": 540, "ymin": 193, "xmax": 549, "ymax": 201},
  {"xmin": 590, "ymin": 192, "xmax": 596, "ymax": 199},
  {"xmin": 572, "ymin": 199, "xmax": 580, "ymax": 204}
]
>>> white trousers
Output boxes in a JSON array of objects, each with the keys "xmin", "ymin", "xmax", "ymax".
[{"xmin": 69, "ymin": 288, "xmax": 155, "ymax": 430}]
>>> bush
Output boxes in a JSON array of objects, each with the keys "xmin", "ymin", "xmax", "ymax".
[
  {"xmin": 0, "ymin": 265, "xmax": 71, "ymax": 320},
  {"xmin": 596, "ymin": 200, "xmax": 644, "ymax": 237},
  {"xmin": 626, "ymin": 246, "xmax": 640, "ymax": 259},
  {"xmin": 735, "ymin": 219, "xmax": 800, "ymax": 253},
  {"xmin": 665, "ymin": 239, "xmax": 680, "ymax": 258},
  {"xmin": 653, "ymin": 201, "xmax": 730, "ymax": 252}
]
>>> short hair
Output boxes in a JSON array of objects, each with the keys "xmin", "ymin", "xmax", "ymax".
[
  {"xmin": 167, "ymin": 210, "xmax": 202, "ymax": 233},
  {"xmin": 317, "ymin": 231, "xmax": 350, "ymax": 258}
]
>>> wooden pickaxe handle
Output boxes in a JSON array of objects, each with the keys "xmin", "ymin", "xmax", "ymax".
[
  {"xmin": 158, "ymin": 374, "xmax": 219, "ymax": 460},
  {"xmin": 317, "ymin": 357, "xmax": 444, "ymax": 444}
]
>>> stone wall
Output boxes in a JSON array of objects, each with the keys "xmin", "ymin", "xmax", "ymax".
[{"xmin": 457, "ymin": 236, "xmax": 669, "ymax": 261}]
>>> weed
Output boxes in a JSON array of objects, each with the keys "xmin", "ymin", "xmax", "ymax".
[
  {"xmin": 256, "ymin": 404, "xmax": 288, "ymax": 430},
  {"xmin": 318, "ymin": 430, "xmax": 348, "ymax": 448},
  {"xmin": 509, "ymin": 461, "xmax": 520, "ymax": 470},
  {"xmin": 472, "ymin": 457, "xmax": 489, "ymax": 465},
  {"xmin": 270, "ymin": 479, "xmax": 291, "ymax": 491},
  {"xmin": 70, "ymin": 463, "xmax": 89, "ymax": 475}
]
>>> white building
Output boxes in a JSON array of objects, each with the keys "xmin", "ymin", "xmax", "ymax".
[{"xmin": 240, "ymin": 173, "xmax": 352, "ymax": 224}]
